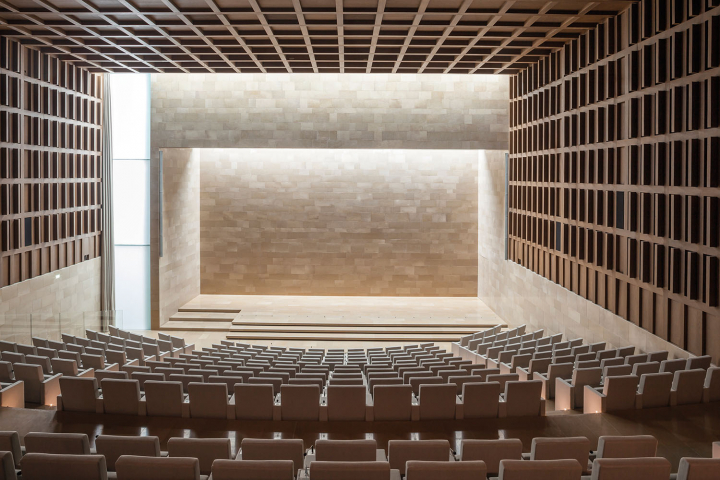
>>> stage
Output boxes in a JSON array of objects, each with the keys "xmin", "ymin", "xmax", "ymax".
[{"xmin": 152, "ymin": 295, "xmax": 506, "ymax": 350}]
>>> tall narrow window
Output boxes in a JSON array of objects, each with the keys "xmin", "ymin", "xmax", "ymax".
[{"xmin": 110, "ymin": 74, "xmax": 150, "ymax": 330}]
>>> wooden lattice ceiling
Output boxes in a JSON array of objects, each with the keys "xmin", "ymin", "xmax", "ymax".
[{"xmin": 0, "ymin": 0, "xmax": 635, "ymax": 74}]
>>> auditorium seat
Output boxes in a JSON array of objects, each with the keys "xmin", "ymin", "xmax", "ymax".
[
  {"xmin": 447, "ymin": 374, "xmax": 479, "ymax": 395},
  {"xmin": 168, "ymin": 374, "xmax": 203, "ymax": 394},
  {"xmin": 280, "ymin": 385, "xmax": 320, "ymax": 421},
  {"xmin": 636, "ymin": 373, "xmax": 673, "ymax": 409},
  {"xmin": 114, "ymin": 456, "xmax": 199, "ymax": 480},
  {"xmin": 101, "ymin": 379, "xmax": 144, "ymax": 416},
  {"xmin": 312, "ymin": 439, "xmax": 382, "ymax": 463},
  {"xmin": 555, "ymin": 367, "xmax": 602, "ymax": 411},
  {"xmin": 212, "ymin": 459, "xmax": 294, "ymax": 480},
  {"xmin": 603, "ymin": 364, "xmax": 633, "ymax": 379},
  {"xmin": 648, "ymin": 351, "xmax": 669, "ymax": 363},
  {"xmin": 372, "ymin": 385, "xmax": 413, "ymax": 421},
  {"xmin": 58, "ymin": 377, "xmax": 102, "ymax": 413},
  {"xmin": 704, "ymin": 367, "xmax": 720, "ymax": 403},
  {"xmin": 660, "ymin": 359, "xmax": 686, "ymax": 374},
  {"xmin": 498, "ymin": 459, "xmax": 581, "ymax": 480},
  {"xmin": 387, "ymin": 440, "xmax": 452, "ymax": 476},
  {"xmin": 13, "ymin": 363, "xmax": 61, "ymax": 406},
  {"xmin": 239, "ymin": 438, "xmax": 304, "ymax": 474},
  {"xmin": 20, "ymin": 453, "xmax": 107, "ymax": 480},
  {"xmin": 534, "ymin": 362, "xmax": 573, "ymax": 400},
  {"xmin": 624, "ymin": 354, "xmax": 649, "ymax": 368},
  {"xmin": 671, "ymin": 369, "xmax": 706, "ymax": 405},
  {"xmin": 0, "ymin": 450, "xmax": 15, "ymax": 480},
  {"xmin": 234, "ymin": 384, "xmax": 275, "ymax": 420},
  {"xmin": 460, "ymin": 381, "xmax": 500, "ymax": 418},
  {"xmin": 95, "ymin": 435, "xmax": 161, "ymax": 473},
  {"xmin": 131, "ymin": 372, "xmax": 165, "ymax": 391},
  {"xmin": 307, "ymin": 461, "xmax": 394, "ymax": 480},
  {"xmin": 418, "ymin": 384, "xmax": 457, "ymax": 420},
  {"xmin": 409, "ymin": 376, "xmax": 444, "ymax": 397},
  {"xmin": 501, "ymin": 380, "xmax": 544, "ymax": 417},
  {"xmin": 583, "ymin": 375, "xmax": 639, "ymax": 414},
  {"xmin": 144, "ymin": 380, "xmax": 186, "ymax": 417},
  {"xmin": 81, "ymin": 354, "xmax": 118, "ymax": 372},
  {"xmin": 675, "ymin": 457, "xmax": 720, "ymax": 480},
  {"xmin": 529, "ymin": 437, "xmax": 591, "ymax": 474},
  {"xmin": 632, "ymin": 362, "xmax": 661, "ymax": 377},
  {"xmin": 517, "ymin": 358, "xmax": 552, "ymax": 382},
  {"xmin": 326, "ymin": 385, "xmax": 367, "ymax": 421},
  {"xmin": 248, "ymin": 376, "xmax": 282, "ymax": 395},
  {"xmin": 595, "ymin": 435, "xmax": 657, "ymax": 459},
  {"xmin": 0, "ymin": 431, "xmax": 22, "ymax": 469},
  {"xmin": 24, "ymin": 355, "xmax": 52, "ymax": 375},
  {"xmin": 686, "ymin": 356, "xmax": 712, "ymax": 371},
  {"xmin": 24, "ymin": 432, "xmax": 91, "ymax": 455},
  {"xmin": 188, "ymin": 382, "xmax": 229, "ymax": 419},
  {"xmin": 589, "ymin": 457, "xmax": 671, "ymax": 480},
  {"xmin": 167, "ymin": 437, "xmax": 232, "ymax": 476},
  {"xmin": 486, "ymin": 373, "xmax": 519, "ymax": 391},
  {"xmin": 51, "ymin": 358, "xmax": 93, "ymax": 378},
  {"xmin": 460, "ymin": 439, "xmax": 522, "ymax": 477},
  {"xmin": 405, "ymin": 460, "xmax": 487, "ymax": 480},
  {"xmin": 96, "ymin": 370, "xmax": 128, "ymax": 382}
]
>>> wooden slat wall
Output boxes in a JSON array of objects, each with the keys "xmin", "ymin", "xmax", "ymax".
[
  {"xmin": 509, "ymin": 0, "xmax": 720, "ymax": 362},
  {"xmin": 0, "ymin": 37, "xmax": 103, "ymax": 288}
]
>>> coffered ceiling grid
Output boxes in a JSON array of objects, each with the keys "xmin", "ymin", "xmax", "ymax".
[{"xmin": 0, "ymin": 0, "xmax": 635, "ymax": 74}]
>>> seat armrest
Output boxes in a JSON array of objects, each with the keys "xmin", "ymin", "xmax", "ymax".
[
  {"xmin": 583, "ymin": 385, "xmax": 606, "ymax": 414},
  {"xmin": 517, "ymin": 367, "xmax": 530, "ymax": 382},
  {"xmin": 106, "ymin": 363, "xmax": 120, "ymax": 372},
  {"xmin": 78, "ymin": 368, "xmax": 95, "ymax": 378},
  {"xmin": 499, "ymin": 363, "xmax": 512, "ymax": 375},
  {"xmin": 554, "ymin": 378, "xmax": 574, "ymax": 411},
  {"xmin": 533, "ymin": 372, "xmax": 549, "ymax": 399},
  {"xmin": 42, "ymin": 374, "xmax": 62, "ymax": 406}
]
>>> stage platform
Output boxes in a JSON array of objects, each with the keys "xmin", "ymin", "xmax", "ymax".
[{"xmin": 160, "ymin": 295, "xmax": 506, "ymax": 344}]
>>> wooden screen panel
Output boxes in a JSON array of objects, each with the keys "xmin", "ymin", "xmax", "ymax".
[
  {"xmin": 509, "ymin": 0, "xmax": 720, "ymax": 362},
  {"xmin": 0, "ymin": 36, "xmax": 102, "ymax": 288}
]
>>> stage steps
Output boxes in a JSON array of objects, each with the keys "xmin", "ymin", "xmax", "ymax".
[
  {"xmin": 225, "ymin": 332, "xmax": 472, "ymax": 342},
  {"xmin": 166, "ymin": 295, "xmax": 506, "ymax": 343},
  {"xmin": 170, "ymin": 312, "xmax": 237, "ymax": 322}
]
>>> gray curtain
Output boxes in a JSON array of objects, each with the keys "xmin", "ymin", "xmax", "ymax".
[{"xmin": 100, "ymin": 73, "xmax": 116, "ymax": 313}]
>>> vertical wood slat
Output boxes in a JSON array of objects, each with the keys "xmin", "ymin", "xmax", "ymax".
[{"xmin": 508, "ymin": 2, "xmax": 720, "ymax": 361}]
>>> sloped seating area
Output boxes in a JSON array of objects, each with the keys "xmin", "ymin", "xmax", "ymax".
[
  {"xmin": 0, "ymin": 323, "xmax": 716, "ymax": 420},
  {"xmin": 40, "ymin": 325, "xmax": 549, "ymax": 420},
  {"xmin": 0, "ymin": 430, "xmax": 718, "ymax": 480},
  {"xmin": 454, "ymin": 328, "xmax": 718, "ymax": 414}
]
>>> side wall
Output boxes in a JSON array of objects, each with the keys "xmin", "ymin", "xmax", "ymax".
[
  {"xmin": 0, "ymin": 258, "xmax": 101, "ymax": 341},
  {"xmin": 150, "ymin": 73, "xmax": 510, "ymax": 326},
  {"xmin": 478, "ymin": 152, "xmax": 691, "ymax": 359},
  {"xmin": 0, "ymin": 37, "xmax": 103, "ymax": 339},
  {"xmin": 506, "ymin": 3, "xmax": 720, "ymax": 361},
  {"xmin": 158, "ymin": 148, "xmax": 200, "ymax": 325},
  {"xmin": 199, "ymin": 148, "xmax": 478, "ymax": 297}
]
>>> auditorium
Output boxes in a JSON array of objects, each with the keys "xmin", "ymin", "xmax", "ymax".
[{"xmin": 0, "ymin": 0, "xmax": 719, "ymax": 478}]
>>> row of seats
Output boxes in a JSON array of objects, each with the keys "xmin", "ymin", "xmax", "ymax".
[
  {"xmin": 49, "ymin": 325, "xmax": 546, "ymax": 419},
  {"xmin": 454, "ymin": 325, "xmax": 718, "ymax": 414},
  {"xmin": 1, "ymin": 431, "xmax": 718, "ymax": 479}
]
